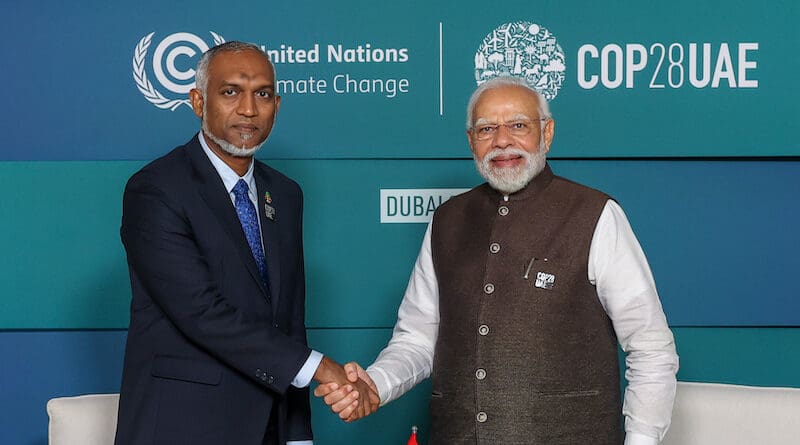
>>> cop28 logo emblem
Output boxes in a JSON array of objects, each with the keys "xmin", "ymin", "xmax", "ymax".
[
  {"xmin": 133, "ymin": 31, "xmax": 225, "ymax": 111},
  {"xmin": 475, "ymin": 22, "xmax": 566, "ymax": 100}
]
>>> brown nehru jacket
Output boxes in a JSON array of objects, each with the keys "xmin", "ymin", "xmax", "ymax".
[{"xmin": 429, "ymin": 165, "xmax": 622, "ymax": 445}]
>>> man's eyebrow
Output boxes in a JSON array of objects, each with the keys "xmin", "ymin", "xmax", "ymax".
[
  {"xmin": 473, "ymin": 114, "xmax": 532, "ymax": 126},
  {"xmin": 243, "ymin": 78, "xmax": 276, "ymax": 90},
  {"xmin": 508, "ymin": 113, "xmax": 532, "ymax": 121}
]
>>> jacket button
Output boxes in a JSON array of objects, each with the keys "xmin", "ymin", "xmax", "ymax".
[
  {"xmin": 267, "ymin": 375, "xmax": 274, "ymax": 384},
  {"xmin": 483, "ymin": 283, "xmax": 495, "ymax": 294},
  {"xmin": 489, "ymin": 243, "xmax": 500, "ymax": 253},
  {"xmin": 498, "ymin": 206, "xmax": 509, "ymax": 216},
  {"xmin": 478, "ymin": 324, "xmax": 489, "ymax": 336},
  {"xmin": 475, "ymin": 368, "xmax": 486, "ymax": 380},
  {"xmin": 476, "ymin": 411, "xmax": 488, "ymax": 423}
]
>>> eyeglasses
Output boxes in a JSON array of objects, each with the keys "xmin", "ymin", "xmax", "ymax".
[{"xmin": 471, "ymin": 118, "xmax": 548, "ymax": 141}]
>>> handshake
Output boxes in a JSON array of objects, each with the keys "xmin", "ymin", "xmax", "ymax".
[{"xmin": 312, "ymin": 356, "xmax": 380, "ymax": 422}]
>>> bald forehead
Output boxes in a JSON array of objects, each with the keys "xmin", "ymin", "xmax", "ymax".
[{"xmin": 209, "ymin": 49, "xmax": 273, "ymax": 75}]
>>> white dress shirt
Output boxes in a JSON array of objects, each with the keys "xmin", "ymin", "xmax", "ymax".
[
  {"xmin": 200, "ymin": 132, "xmax": 321, "ymax": 445},
  {"xmin": 367, "ymin": 199, "xmax": 679, "ymax": 445}
]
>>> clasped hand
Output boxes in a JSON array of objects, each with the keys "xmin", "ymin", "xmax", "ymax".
[{"xmin": 314, "ymin": 359, "xmax": 379, "ymax": 422}]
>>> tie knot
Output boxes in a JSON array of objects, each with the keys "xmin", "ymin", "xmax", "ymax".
[{"xmin": 233, "ymin": 179, "xmax": 249, "ymax": 198}]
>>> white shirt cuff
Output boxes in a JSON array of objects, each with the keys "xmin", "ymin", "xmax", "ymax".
[
  {"xmin": 291, "ymin": 350, "xmax": 323, "ymax": 388},
  {"xmin": 624, "ymin": 432, "xmax": 660, "ymax": 445},
  {"xmin": 286, "ymin": 441, "xmax": 313, "ymax": 445}
]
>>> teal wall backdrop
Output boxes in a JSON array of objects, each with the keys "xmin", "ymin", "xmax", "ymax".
[
  {"xmin": 2, "ymin": 1, "xmax": 798, "ymax": 159},
  {"xmin": 2, "ymin": 160, "xmax": 799, "ymax": 328},
  {"xmin": 1, "ymin": 1, "xmax": 799, "ymax": 444}
]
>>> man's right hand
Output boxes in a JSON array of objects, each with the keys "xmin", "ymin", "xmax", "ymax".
[
  {"xmin": 313, "ymin": 357, "xmax": 379, "ymax": 421},
  {"xmin": 314, "ymin": 361, "xmax": 379, "ymax": 422}
]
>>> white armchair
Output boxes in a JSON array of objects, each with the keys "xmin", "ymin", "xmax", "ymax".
[
  {"xmin": 662, "ymin": 381, "xmax": 800, "ymax": 445},
  {"xmin": 47, "ymin": 393, "xmax": 119, "ymax": 445}
]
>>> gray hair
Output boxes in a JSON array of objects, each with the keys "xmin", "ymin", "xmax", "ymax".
[
  {"xmin": 194, "ymin": 41, "xmax": 273, "ymax": 95},
  {"xmin": 466, "ymin": 76, "xmax": 552, "ymax": 129}
]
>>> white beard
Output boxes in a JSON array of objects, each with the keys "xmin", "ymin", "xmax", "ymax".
[
  {"xmin": 201, "ymin": 110, "xmax": 265, "ymax": 157},
  {"xmin": 474, "ymin": 144, "xmax": 547, "ymax": 194}
]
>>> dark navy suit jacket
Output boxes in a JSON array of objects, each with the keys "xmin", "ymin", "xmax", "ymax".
[{"xmin": 115, "ymin": 136, "xmax": 313, "ymax": 445}]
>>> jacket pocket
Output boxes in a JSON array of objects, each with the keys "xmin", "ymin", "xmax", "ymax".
[
  {"xmin": 151, "ymin": 355, "xmax": 222, "ymax": 386},
  {"xmin": 536, "ymin": 389, "xmax": 599, "ymax": 398}
]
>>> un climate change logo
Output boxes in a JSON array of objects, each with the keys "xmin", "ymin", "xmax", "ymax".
[
  {"xmin": 475, "ymin": 22, "xmax": 566, "ymax": 100},
  {"xmin": 133, "ymin": 31, "xmax": 225, "ymax": 111}
]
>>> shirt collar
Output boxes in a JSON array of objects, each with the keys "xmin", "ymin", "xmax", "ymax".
[{"xmin": 198, "ymin": 131, "xmax": 256, "ymax": 197}]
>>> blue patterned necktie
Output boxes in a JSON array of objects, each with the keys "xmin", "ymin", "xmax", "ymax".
[{"xmin": 232, "ymin": 179, "xmax": 270, "ymax": 291}]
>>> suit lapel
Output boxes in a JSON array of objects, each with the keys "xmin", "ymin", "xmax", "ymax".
[
  {"xmin": 255, "ymin": 164, "xmax": 281, "ymax": 311},
  {"xmin": 186, "ymin": 138, "xmax": 271, "ymax": 299}
]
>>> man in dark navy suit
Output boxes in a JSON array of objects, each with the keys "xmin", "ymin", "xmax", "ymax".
[{"xmin": 114, "ymin": 41, "xmax": 377, "ymax": 445}]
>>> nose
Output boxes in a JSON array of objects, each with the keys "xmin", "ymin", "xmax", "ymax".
[
  {"xmin": 492, "ymin": 124, "xmax": 514, "ymax": 148},
  {"xmin": 237, "ymin": 93, "xmax": 257, "ymax": 117}
]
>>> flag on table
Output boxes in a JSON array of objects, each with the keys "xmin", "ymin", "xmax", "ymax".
[{"xmin": 407, "ymin": 425, "xmax": 419, "ymax": 445}]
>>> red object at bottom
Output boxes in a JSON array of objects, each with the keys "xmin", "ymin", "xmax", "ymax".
[{"xmin": 407, "ymin": 426, "xmax": 419, "ymax": 445}]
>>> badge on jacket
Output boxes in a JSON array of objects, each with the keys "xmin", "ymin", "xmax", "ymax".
[
  {"xmin": 264, "ymin": 192, "xmax": 276, "ymax": 221},
  {"xmin": 534, "ymin": 272, "xmax": 556, "ymax": 289}
]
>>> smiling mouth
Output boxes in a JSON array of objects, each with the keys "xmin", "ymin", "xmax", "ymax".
[
  {"xmin": 490, "ymin": 154, "xmax": 524, "ymax": 167},
  {"xmin": 492, "ymin": 153, "xmax": 522, "ymax": 161}
]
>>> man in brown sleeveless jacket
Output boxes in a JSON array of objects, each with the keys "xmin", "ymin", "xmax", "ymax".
[{"xmin": 316, "ymin": 76, "xmax": 678, "ymax": 445}]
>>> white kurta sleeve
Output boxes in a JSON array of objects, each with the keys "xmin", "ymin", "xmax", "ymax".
[
  {"xmin": 367, "ymin": 221, "xmax": 440, "ymax": 405},
  {"xmin": 589, "ymin": 200, "xmax": 679, "ymax": 443}
]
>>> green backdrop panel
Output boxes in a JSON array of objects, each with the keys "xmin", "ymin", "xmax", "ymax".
[
  {"xmin": 280, "ymin": 159, "xmax": 800, "ymax": 328},
  {"xmin": 673, "ymin": 327, "xmax": 800, "ymax": 388},
  {"xmin": 3, "ymin": 1, "xmax": 797, "ymax": 159},
  {"xmin": 1, "ymin": 159, "xmax": 798, "ymax": 328},
  {"xmin": 0, "ymin": 162, "xmax": 135, "ymax": 327}
]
